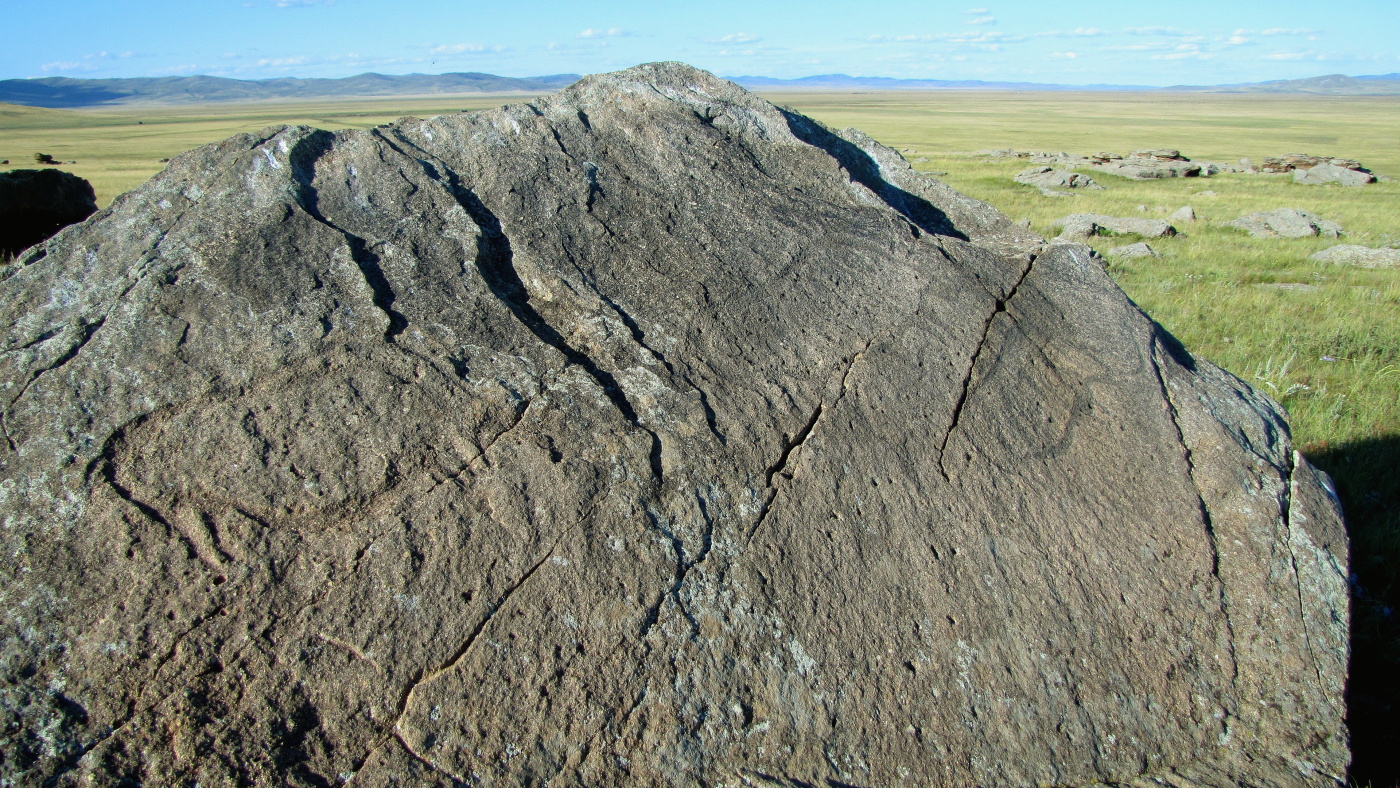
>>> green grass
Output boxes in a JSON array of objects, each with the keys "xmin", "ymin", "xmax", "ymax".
[
  {"xmin": 0, "ymin": 96, "xmax": 524, "ymax": 206},
  {"xmin": 5, "ymin": 90, "xmax": 1400, "ymax": 785}
]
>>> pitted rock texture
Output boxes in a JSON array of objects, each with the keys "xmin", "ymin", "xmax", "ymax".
[{"xmin": 0, "ymin": 62, "xmax": 1348, "ymax": 788}]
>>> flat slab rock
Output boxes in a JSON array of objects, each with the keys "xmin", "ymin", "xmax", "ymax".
[
  {"xmin": 1054, "ymin": 213, "xmax": 1178, "ymax": 239},
  {"xmin": 1310, "ymin": 244, "xmax": 1400, "ymax": 268},
  {"xmin": 1228, "ymin": 208, "xmax": 1343, "ymax": 238},
  {"xmin": 0, "ymin": 63, "xmax": 1348, "ymax": 788}
]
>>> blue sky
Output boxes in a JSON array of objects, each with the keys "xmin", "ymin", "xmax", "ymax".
[{"xmin": 6, "ymin": 0, "xmax": 1398, "ymax": 86}]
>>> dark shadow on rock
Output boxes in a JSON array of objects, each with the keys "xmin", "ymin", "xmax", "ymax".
[
  {"xmin": 1305, "ymin": 434, "xmax": 1400, "ymax": 788},
  {"xmin": 777, "ymin": 109, "xmax": 967, "ymax": 241},
  {"xmin": 0, "ymin": 169, "xmax": 97, "ymax": 257}
]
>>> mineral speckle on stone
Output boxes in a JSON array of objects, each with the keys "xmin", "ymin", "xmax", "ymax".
[{"xmin": 0, "ymin": 62, "xmax": 1348, "ymax": 788}]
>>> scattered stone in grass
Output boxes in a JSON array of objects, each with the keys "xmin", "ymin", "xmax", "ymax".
[
  {"xmin": 1263, "ymin": 153, "xmax": 1367, "ymax": 173},
  {"xmin": 1294, "ymin": 163, "xmax": 1376, "ymax": 187},
  {"xmin": 1107, "ymin": 242, "xmax": 1160, "ymax": 259},
  {"xmin": 1169, "ymin": 206, "xmax": 1197, "ymax": 223},
  {"xmin": 1054, "ymin": 218, "xmax": 1100, "ymax": 240},
  {"xmin": 1014, "ymin": 166, "xmax": 1104, "ymax": 191},
  {"xmin": 1053, "ymin": 213, "xmax": 1177, "ymax": 239},
  {"xmin": 1310, "ymin": 245, "xmax": 1400, "ymax": 268},
  {"xmin": 1197, "ymin": 190, "xmax": 1217, "ymax": 197},
  {"xmin": 1227, "ymin": 208, "xmax": 1342, "ymax": 239},
  {"xmin": 1136, "ymin": 204, "xmax": 1148, "ymax": 212}
]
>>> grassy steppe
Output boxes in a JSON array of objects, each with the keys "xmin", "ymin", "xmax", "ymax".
[
  {"xmin": 0, "ymin": 96, "xmax": 525, "ymax": 206},
  {"xmin": 4, "ymin": 91, "xmax": 1399, "ymax": 784}
]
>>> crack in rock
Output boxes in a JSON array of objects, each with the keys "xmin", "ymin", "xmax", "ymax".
[
  {"xmin": 287, "ymin": 132, "xmax": 409, "ymax": 341},
  {"xmin": 936, "ymin": 254, "xmax": 1035, "ymax": 482},
  {"xmin": 1148, "ymin": 338, "xmax": 1240, "ymax": 685}
]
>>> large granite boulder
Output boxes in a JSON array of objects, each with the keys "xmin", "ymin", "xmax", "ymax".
[
  {"xmin": 0, "ymin": 62, "xmax": 1349, "ymax": 787},
  {"xmin": 0, "ymin": 168, "xmax": 98, "ymax": 257}
]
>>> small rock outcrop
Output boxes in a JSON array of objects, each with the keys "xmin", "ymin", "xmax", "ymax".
[
  {"xmin": 1107, "ymin": 242, "xmax": 1160, "ymax": 258},
  {"xmin": 1014, "ymin": 166, "xmax": 1104, "ymax": 195},
  {"xmin": 1228, "ymin": 208, "xmax": 1343, "ymax": 238},
  {"xmin": 1168, "ymin": 206, "xmax": 1197, "ymax": 223},
  {"xmin": 1262, "ymin": 153, "xmax": 1366, "ymax": 173},
  {"xmin": 1310, "ymin": 244, "xmax": 1400, "ymax": 268},
  {"xmin": 1054, "ymin": 212, "xmax": 1178, "ymax": 239},
  {"xmin": 0, "ymin": 168, "xmax": 98, "ymax": 257},
  {"xmin": 0, "ymin": 63, "xmax": 1348, "ymax": 787},
  {"xmin": 1294, "ymin": 163, "xmax": 1376, "ymax": 186}
]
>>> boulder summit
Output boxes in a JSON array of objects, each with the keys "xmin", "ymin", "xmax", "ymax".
[{"xmin": 0, "ymin": 63, "xmax": 1348, "ymax": 787}]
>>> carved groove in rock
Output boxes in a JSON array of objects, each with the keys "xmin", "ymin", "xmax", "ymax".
[{"xmin": 0, "ymin": 62, "xmax": 1347, "ymax": 788}]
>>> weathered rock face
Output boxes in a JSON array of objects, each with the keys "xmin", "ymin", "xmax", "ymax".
[
  {"xmin": 1310, "ymin": 244, "xmax": 1400, "ymax": 268},
  {"xmin": 0, "ymin": 168, "xmax": 98, "ymax": 257},
  {"xmin": 1054, "ymin": 212, "xmax": 1178, "ymax": 239},
  {"xmin": 1294, "ymin": 163, "xmax": 1376, "ymax": 187},
  {"xmin": 1014, "ymin": 166, "xmax": 1104, "ymax": 194},
  {"xmin": 0, "ymin": 63, "xmax": 1349, "ymax": 787},
  {"xmin": 1228, "ymin": 208, "xmax": 1343, "ymax": 238}
]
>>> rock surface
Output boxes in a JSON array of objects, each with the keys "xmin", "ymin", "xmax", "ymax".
[
  {"xmin": 1262, "ymin": 154, "xmax": 1366, "ymax": 174},
  {"xmin": 1168, "ymin": 206, "xmax": 1197, "ymax": 223},
  {"xmin": 1107, "ymin": 241, "xmax": 1160, "ymax": 258},
  {"xmin": 0, "ymin": 62, "xmax": 1349, "ymax": 787},
  {"xmin": 1294, "ymin": 163, "xmax": 1376, "ymax": 187},
  {"xmin": 1228, "ymin": 208, "xmax": 1343, "ymax": 238},
  {"xmin": 1014, "ymin": 166, "xmax": 1105, "ymax": 194},
  {"xmin": 0, "ymin": 168, "xmax": 98, "ymax": 257},
  {"xmin": 1054, "ymin": 212, "xmax": 1178, "ymax": 239},
  {"xmin": 1310, "ymin": 244, "xmax": 1400, "ymax": 268}
]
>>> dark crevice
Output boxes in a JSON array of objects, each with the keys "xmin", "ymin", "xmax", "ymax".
[
  {"xmin": 936, "ymin": 255, "xmax": 1035, "ymax": 481},
  {"xmin": 287, "ymin": 130, "xmax": 407, "ymax": 341},
  {"xmin": 638, "ymin": 491, "xmax": 719, "ymax": 641},
  {"xmin": 766, "ymin": 405, "xmax": 823, "ymax": 487},
  {"xmin": 9, "ymin": 316, "xmax": 106, "ymax": 407},
  {"xmin": 563, "ymin": 254, "xmax": 727, "ymax": 447},
  {"xmin": 404, "ymin": 150, "xmax": 663, "ymax": 482},
  {"xmin": 779, "ymin": 109, "xmax": 967, "ymax": 241},
  {"xmin": 1279, "ymin": 450, "xmax": 1329, "ymax": 691},
  {"xmin": 748, "ymin": 339, "xmax": 874, "ymax": 542},
  {"xmin": 1147, "ymin": 336, "xmax": 1241, "ymax": 685}
]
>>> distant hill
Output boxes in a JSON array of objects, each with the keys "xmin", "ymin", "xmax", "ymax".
[
  {"xmin": 734, "ymin": 72, "xmax": 1400, "ymax": 95},
  {"xmin": 0, "ymin": 72, "xmax": 582, "ymax": 108},
  {"xmin": 730, "ymin": 74, "xmax": 1152, "ymax": 91},
  {"xmin": 1166, "ymin": 73, "xmax": 1400, "ymax": 95},
  {"xmin": 3, "ymin": 70, "xmax": 1397, "ymax": 108}
]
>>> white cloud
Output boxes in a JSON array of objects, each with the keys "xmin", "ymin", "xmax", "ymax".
[
  {"xmin": 428, "ymin": 43, "xmax": 485, "ymax": 54},
  {"xmin": 712, "ymin": 33, "xmax": 761, "ymax": 43},
  {"xmin": 1225, "ymin": 34, "xmax": 1252, "ymax": 45},
  {"xmin": 1049, "ymin": 51, "xmax": 1077, "ymax": 59},
  {"xmin": 577, "ymin": 27, "xmax": 628, "ymax": 39},
  {"xmin": 1261, "ymin": 27, "xmax": 1320, "ymax": 35},
  {"xmin": 1263, "ymin": 51, "xmax": 1309, "ymax": 60},
  {"xmin": 965, "ymin": 7, "xmax": 989, "ymax": 13},
  {"xmin": 965, "ymin": 16, "xmax": 996, "ymax": 25},
  {"xmin": 1036, "ymin": 27, "xmax": 1105, "ymax": 38},
  {"xmin": 1124, "ymin": 26, "xmax": 1195, "ymax": 36},
  {"xmin": 40, "ymin": 61, "xmax": 86, "ymax": 73}
]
